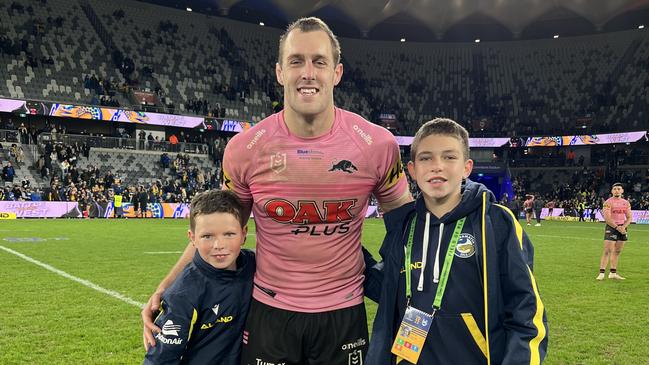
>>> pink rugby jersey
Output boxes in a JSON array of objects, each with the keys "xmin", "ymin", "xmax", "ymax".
[
  {"xmin": 222, "ymin": 108, "xmax": 407, "ymax": 312},
  {"xmin": 604, "ymin": 197, "xmax": 631, "ymax": 225}
]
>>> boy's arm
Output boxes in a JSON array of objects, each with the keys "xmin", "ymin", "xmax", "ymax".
[
  {"xmin": 498, "ymin": 212, "xmax": 548, "ymax": 364},
  {"xmin": 142, "ymin": 242, "xmax": 195, "ymax": 349},
  {"xmin": 143, "ymin": 294, "xmax": 197, "ymax": 365},
  {"xmin": 362, "ymin": 245, "xmax": 383, "ymax": 303}
]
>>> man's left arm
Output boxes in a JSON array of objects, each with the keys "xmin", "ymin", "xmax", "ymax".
[
  {"xmin": 621, "ymin": 203, "xmax": 632, "ymax": 233},
  {"xmin": 499, "ymin": 215, "xmax": 548, "ymax": 364},
  {"xmin": 379, "ymin": 189, "xmax": 412, "ymax": 213}
]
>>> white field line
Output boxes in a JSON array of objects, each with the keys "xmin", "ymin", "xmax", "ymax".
[{"xmin": 0, "ymin": 245, "xmax": 144, "ymax": 308}]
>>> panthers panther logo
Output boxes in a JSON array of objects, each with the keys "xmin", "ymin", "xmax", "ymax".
[{"xmin": 329, "ymin": 160, "xmax": 358, "ymax": 174}]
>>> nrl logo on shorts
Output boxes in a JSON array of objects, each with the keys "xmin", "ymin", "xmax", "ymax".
[{"xmin": 270, "ymin": 152, "xmax": 287, "ymax": 173}]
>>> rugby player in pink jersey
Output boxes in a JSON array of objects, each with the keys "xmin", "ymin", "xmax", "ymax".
[
  {"xmin": 142, "ymin": 17, "xmax": 412, "ymax": 364},
  {"xmin": 596, "ymin": 183, "xmax": 632, "ymax": 280}
]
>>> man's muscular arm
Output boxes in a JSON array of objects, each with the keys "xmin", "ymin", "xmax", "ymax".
[{"xmin": 379, "ymin": 189, "xmax": 413, "ymax": 213}]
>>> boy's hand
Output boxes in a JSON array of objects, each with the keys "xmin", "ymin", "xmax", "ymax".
[{"xmin": 141, "ymin": 291, "xmax": 163, "ymax": 351}]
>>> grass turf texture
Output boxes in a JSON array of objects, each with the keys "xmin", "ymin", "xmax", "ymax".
[{"xmin": 1, "ymin": 219, "xmax": 648, "ymax": 364}]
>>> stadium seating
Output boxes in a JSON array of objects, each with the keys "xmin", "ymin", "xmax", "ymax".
[{"xmin": 1, "ymin": 0, "xmax": 648, "ymax": 134}]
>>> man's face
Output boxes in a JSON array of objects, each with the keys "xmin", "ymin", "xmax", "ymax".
[
  {"xmin": 276, "ymin": 30, "xmax": 342, "ymax": 119},
  {"xmin": 611, "ymin": 185, "xmax": 623, "ymax": 197}
]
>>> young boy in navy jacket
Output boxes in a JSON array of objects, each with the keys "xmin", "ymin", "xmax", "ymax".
[
  {"xmin": 365, "ymin": 118, "xmax": 548, "ymax": 364},
  {"xmin": 144, "ymin": 190, "xmax": 254, "ymax": 364}
]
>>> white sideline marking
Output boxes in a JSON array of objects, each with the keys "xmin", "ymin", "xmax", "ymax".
[
  {"xmin": 0, "ymin": 245, "xmax": 144, "ymax": 308},
  {"xmin": 144, "ymin": 251, "xmax": 183, "ymax": 254}
]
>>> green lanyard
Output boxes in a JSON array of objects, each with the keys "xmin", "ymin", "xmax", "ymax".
[{"xmin": 405, "ymin": 215, "xmax": 466, "ymax": 311}]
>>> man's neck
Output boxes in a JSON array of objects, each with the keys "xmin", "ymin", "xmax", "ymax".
[{"xmin": 283, "ymin": 106, "xmax": 335, "ymax": 138}]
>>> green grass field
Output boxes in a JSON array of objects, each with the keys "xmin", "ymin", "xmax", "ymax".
[{"xmin": 1, "ymin": 218, "xmax": 648, "ymax": 364}]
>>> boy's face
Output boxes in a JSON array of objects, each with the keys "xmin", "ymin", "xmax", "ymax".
[
  {"xmin": 276, "ymin": 30, "xmax": 343, "ymax": 119},
  {"xmin": 189, "ymin": 212, "xmax": 247, "ymax": 271},
  {"xmin": 408, "ymin": 134, "xmax": 473, "ymax": 204}
]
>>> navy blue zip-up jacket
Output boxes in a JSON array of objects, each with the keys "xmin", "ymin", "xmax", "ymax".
[
  {"xmin": 365, "ymin": 181, "xmax": 548, "ymax": 365},
  {"xmin": 144, "ymin": 249, "xmax": 255, "ymax": 365}
]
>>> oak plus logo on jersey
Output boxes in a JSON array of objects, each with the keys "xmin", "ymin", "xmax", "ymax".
[{"xmin": 264, "ymin": 199, "xmax": 357, "ymax": 236}]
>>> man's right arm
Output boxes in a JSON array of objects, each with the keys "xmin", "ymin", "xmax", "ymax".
[
  {"xmin": 141, "ymin": 242, "xmax": 195, "ymax": 350},
  {"xmin": 602, "ymin": 205, "xmax": 618, "ymax": 230}
]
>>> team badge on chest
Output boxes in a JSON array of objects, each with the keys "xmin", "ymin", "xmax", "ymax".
[{"xmin": 455, "ymin": 233, "xmax": 476, "ymax": 258}]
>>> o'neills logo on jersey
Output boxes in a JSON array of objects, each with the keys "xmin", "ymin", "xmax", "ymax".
[
  {"xmin": 352, "ymin": 124, "xmax": 373, "ymax": 145},
  {"xmin": 264, "ymin": 199, "xmax": 357, "ymax": 236},
  {"xmin": 246, "ymin": 129, "xmax": 266, "ymax": 150}
]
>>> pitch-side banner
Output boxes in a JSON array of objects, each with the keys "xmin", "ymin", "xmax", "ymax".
[
  {"xmin": 0, "ymin": 97, "xmax": 250, "ymax": 130},
  {"xmin": 0, "ymin": 201, "xmax": 190, "ymax": 218},
  {"xmin": 395, "ymin": 136, "xmax": 510, "ymax": 147},
  {"xmin": 525, "ymin": 131, "xmax": 647, "ymax": 147}
]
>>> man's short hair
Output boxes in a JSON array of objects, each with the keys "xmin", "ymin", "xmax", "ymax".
[
  {"xmin": 189, "ymin": 190, "xmax": 245, "ymax": 232},
  {"xmin": 612, "ymin": 182, "xmax": 624, "ymax": 189},
  {"xmin": 278, "ymin": 17, "xmax": 341, "ymax": 66},
  {"xmin": 410, "ymin": 118, "xmax": 470, "ymax": 161}
]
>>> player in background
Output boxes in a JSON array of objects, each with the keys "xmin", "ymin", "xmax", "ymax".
[
  {"xmin": 596, "ymin": 183, "xmax": 632, "ymax": 280},
  {"xmin": 546, "ymin": 199, "xmax": 555, "ymax": 218},
  {"xmin": 524, "ymin": 194, "xmax": 534, "ymax": 226}
]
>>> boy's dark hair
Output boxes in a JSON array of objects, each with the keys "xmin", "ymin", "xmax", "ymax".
[
  {"xmin": 410, "ymin": 118, "xmax": 470, "ymax": 161},
  {"xmin": 612, "ymin": 182, "xmax": 624, "ymax": 189},
  {"xmin": 189, "ymin": 190, "xmax": 245, "ymax": 231},
  {"xmin": 278, "ymin": 17, "xmax": 341, "ymax": 65}
]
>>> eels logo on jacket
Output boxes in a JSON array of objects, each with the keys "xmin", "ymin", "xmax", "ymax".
[{"xmin": 455, "ymin": 233, "xmax": 476, "ymax": 258}]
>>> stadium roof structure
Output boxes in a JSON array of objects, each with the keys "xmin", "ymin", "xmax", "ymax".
[{"xmin": 142, "ymin": 0, "xmax": 649, "ymax": 41}]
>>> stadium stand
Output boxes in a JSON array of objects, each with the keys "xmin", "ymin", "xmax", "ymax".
[
  {"xmin": 2, "ymin": 0, "xmax": 648, "ymax": 134},
  {"xmin": 0, "ymin": 1, "xmax": 647, "ymax": 212}
]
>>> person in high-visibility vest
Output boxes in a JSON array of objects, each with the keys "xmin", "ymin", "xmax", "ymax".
[{"xmin": 114, "ymin": 192, "xmax": 123, "ymax": 218}]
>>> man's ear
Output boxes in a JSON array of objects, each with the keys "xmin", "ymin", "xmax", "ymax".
[{"xmin": 276, "ymin": 63, "xmax": 284, "ymax": 86}]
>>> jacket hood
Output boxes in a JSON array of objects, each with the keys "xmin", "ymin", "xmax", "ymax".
[{"xmin": 415, "ymin": 179, "xmax": 495, "ymax": 223}]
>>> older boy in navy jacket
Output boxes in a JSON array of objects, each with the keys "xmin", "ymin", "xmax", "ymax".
[{"xmin": 365, "ymin": 119, "xmax": 548, "ymax": 364}]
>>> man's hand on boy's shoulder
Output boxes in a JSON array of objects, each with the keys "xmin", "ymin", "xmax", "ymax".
[{"xmin": 142, "ymin": 290, "xmax": 163, "ymax": 351}]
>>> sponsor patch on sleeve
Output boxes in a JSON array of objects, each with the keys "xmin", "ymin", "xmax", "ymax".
[{"xmin": 383, "ymin": 158, "xmax": 404, "ymax": 190}]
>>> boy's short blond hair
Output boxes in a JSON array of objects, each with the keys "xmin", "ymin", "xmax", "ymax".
[
  {"xmin": 410, "ymin": 118, "xmax": 470, "ymax": 161},
  {"xmin": 278, "ymin": 17, "xmax": 341, "ymax": 66},
  {"xmin": 189, "ymin": 190, "xmax": 245, "ymax": 232}
]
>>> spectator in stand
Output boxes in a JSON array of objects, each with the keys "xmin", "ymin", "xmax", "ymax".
[
  {"xmin": 2, "ymin": 162, "xmax": 15, "ymax": 183},
  {"xmin": 168, "ymin": 134, "xmax": 178, "ymax": 152}
]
